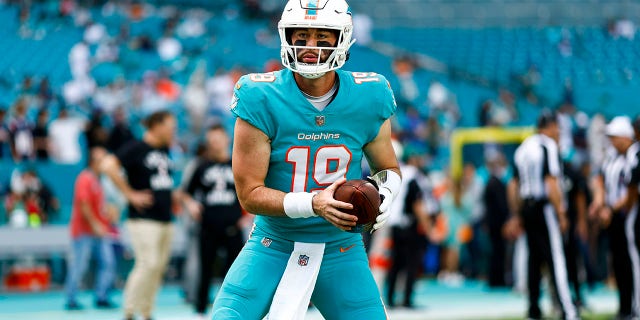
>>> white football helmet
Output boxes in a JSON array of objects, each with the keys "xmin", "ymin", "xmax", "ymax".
[{"xmin": 278, "ymin": 0, "xmax": 356, "ymax": 79}]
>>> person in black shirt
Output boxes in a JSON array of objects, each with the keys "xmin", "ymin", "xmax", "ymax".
[
  {"xmin": 183, "ymin": 124, "xmax": 243, "ymax": 318},
  {"xmin": 33, "ymin": 109, "xmax": 49, "ymax": 161},
  {"xmin": 106, "ymin": 108, "xmax": 134, "ymax": 153},
  {"xmin": 101, "ymin": 110, "xmax": 177, "ymax": 320},
  {"xmin": 385, "ymin": 149, "xmax": 430, "ymax": 309},
  {"xmin": 484, "ymin": 151, "xmax": 510, "ymax": 288},
  {"xmin": 562, "ymin": 160, "xmax": 589, "ymax": 308}
]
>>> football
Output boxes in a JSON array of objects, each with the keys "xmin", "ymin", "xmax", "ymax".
[{"xmin": 333, "ymin": 179, "xmax": 382, "ymax": 233}]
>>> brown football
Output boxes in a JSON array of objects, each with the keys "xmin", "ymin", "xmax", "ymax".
[{"xmin": 333, "ymin": 179, "xmax": 382, "ymax": 233}]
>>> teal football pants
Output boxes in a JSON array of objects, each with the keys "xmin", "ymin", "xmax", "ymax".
[{"xmin": 211, "ymin": 227, "xmax": 387, "ymax": 320}]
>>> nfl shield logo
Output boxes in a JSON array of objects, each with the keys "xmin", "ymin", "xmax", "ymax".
[
  {"xmin": 315, "ymin": 115, "xmax": 325, "ymax": 126},
  {"xmin": 298, "ymin": 254, "xmax": 309, "ymax": 266},
  {"xmin": 261, "ymin": 237, "xmax": 272, "ymax": 248}
]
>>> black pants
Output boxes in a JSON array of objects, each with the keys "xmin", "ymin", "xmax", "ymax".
[
  {"xmin": 564, "ymin": 222, "xmax": 584, "ymax": 304},
  {"xmin": 635, "ymin": 208, "xmax": 640, "ymax": 317},
  {"xmin": 522, "ymin": 201, "xmax": 577, "ymax": 320},
  {"xmin": 195, "ymin": 223, "xmax": 243, "ymax": 314},
  {"xmin": 611, "ymin": 209, "xmax": 640, "ymax": 318},
  {"xmin": 386, "ymin": 226, "xmax": 423, "ymax": 307},
  {"xmin": 488, "ymin": 226, "xmax": 507, "ymax": 287}
]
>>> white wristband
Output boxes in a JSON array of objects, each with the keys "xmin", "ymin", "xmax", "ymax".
[{"xmin": 283, "ymin": 192, "xmax": 318, "ymax": 219}]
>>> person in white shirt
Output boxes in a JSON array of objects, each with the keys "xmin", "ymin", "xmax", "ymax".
[{"xmin": 49, "ymin": 109, "xmax": 86, "ymax": 164}]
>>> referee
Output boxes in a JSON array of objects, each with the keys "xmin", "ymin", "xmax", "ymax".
[
  {"xmin": 624, "ymin": 115, "xmax": 640, "ymax": 318},
  {"xmin": 591, "ymin": 116, "xmax": 640, "ymax": 319},
  {"xmin": 511, "ymin": 111, "xmax": 578, "ymax": 320}
]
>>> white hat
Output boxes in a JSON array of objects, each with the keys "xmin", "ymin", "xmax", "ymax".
[{"xmin": 606, "ymin": 116, "xmax": 635, "ymax": 139}]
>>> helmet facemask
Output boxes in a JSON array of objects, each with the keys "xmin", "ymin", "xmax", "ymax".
[
  {"xmin": 280, "ymin": 27, "xmax": 352, "ymax": 79},
  {"xmin": 278, "ymin": 1, "xmax": 355, "ymax": 78}
]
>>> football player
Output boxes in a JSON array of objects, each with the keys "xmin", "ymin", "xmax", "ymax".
[{"xmin": 210, "ymin": 0, "xmax": 401, "ymax": 319}]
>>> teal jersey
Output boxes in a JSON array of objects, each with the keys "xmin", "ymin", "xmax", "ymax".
[{"xmin": 231, "ymin": 69, "xmax": 397, "ymax": 243}]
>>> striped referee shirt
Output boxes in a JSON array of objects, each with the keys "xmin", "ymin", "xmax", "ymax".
[
  {"xmin": 601, "ymin": 147, "xmax": 628, "ymax": 207},
  {"xmin": 625, "ymin": 142, "xmax": 640, "ymax": 192},
  {"xmin": 513, "ymin": 134, "xmax": 563, "ymax": 200}
]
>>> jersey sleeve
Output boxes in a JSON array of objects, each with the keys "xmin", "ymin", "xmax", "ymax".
[
  {"xmin": 376, "ymin": 75, "xmax": 398, "ymax": 121},
  {"xmin": 542, "ymin": 143, "xmax": 562, "ymax": 178},
  {"xmin": 229, "ymin": 75, "xmax": 276, "ymax": 139}
]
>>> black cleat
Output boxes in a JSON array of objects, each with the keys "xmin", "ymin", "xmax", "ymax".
[
  {"xmin": 64, "ymin": 301, "xmax": 84, "ymax": 310},
  {"xmin": 95, "ymin": 299, "xmax": 118, "ymax": 309}
]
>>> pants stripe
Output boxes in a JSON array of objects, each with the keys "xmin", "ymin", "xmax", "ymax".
[
  {"xmin": 625, "ymin": 205, "xmax": 640, "ymax": 315},
  {"xmin": 543, "ymin": 205, "xmax": 578, "ymax": 319}
]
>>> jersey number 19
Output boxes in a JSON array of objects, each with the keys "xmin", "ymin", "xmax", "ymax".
[{"xmin": 286, "ymin": 145, "xmax": 352, "ymax": 192}]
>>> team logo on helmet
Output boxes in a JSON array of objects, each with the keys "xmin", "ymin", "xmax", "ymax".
[{"xmin": 305, "ymin": 0, "xmax": 319, "ymax": 20}]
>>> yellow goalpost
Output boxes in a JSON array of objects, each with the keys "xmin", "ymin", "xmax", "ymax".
[{"xmin": 449, "ymin": 126, "xmax": 536, "ymax": 179}]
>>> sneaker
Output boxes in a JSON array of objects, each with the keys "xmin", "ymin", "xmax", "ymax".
[
  {"xmin": 64, "ymin": 301, "xmax": 83, "ymax": 310},
  {"xmin": 95, "ymin": 299, "xmax": 118, "ymax": 309}
]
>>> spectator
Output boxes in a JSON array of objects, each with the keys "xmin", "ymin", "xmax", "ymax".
[
  {"xmin": 179, "ymin": 142, "xmax": 207, "ymax": 304},
  {"xmin": 206, "ymin": 68, "xmax": 243, "ymax": 120},
  {"xmin": 101, "ymin": 111, "xmax": 177, "ymax": 320},
  {"xmin": 479, "ymin": 100, "xmax": 492, "ymax": 127},
  {"xmin": 563, "ymin": 160, "xmax": 589, "ymax": 308},
  {"xmin": 352, "ymin": 13, "xmax": 373, "ymax": 46},
  {"xmin": 7, "ymin": 168, "xmax": 59, "ymax": 226},
  {"xmin": 69, "ymin": 40, "xmax": 91, "ymax": 79},
  {"xmin": 183, "ymin": 62, "xmax": 208, "ymax": 133},
  {"xmin": 520, "ymin": 64, "xmax": 541, "ymax": 105},
  {"xmin": 83, "ymin": 20, "xmax": 107, "ymax": 45},
  {"xmin": 93, "ymin": 79, "xmax": 129, "ymax": 114},
  {"xmin": 157, "ymin": 30, "xmax": 182, "ymax": 62},
  {"xmin": 558, "ymin": 102, "xmax": 576, "ymax": 158},
  {"xmin": 483, "ymin": 151, "xmax": 510, "ymax": 288},
  {"xmin": 49, "ymin": 108, "xmax": 86, "ymax": 164},
  {"xmin": 587, "ymin": 113, "xmax": 608, "ymax": 174},
  {"xmin": 22, "ymin": 169, "xmax": 59, "ymax": 223},
  {"xmin": 85, "ymin": 110, "xmax": 109, "ymax": 149},
  {"xmin": 392, "ymin": 56, "xmax": 419, "ymax": 107},
  {"xmin": 37, "ymin": 77, "xmax": 54, "ymax": 108},
  {"xmin": 438, "ymin": 178, "xmax": 473, "ymax": 286},
  {"xmin": 386, "ymin": 146, "xmax": 431, "ymax": 308},
  {"xmin": 0, "ymin": 109, "xmax": 9, "ymax": 159},
  {"xmin": 106, "ymin": 107, "xmax": 134, "ymax": 153},
  {"xmin": 183, "ymin": 125, "xmax": 244, "ymax": 318},
  {"xmin": 65, "ymin": 147, "xmax": 116, "ymax": 310},
  {"xmin": 5, "ymin": 189, "xmax": 28, "ymax": 228},
  {"xmin": 33, "ymin": 109, "xmax": 50, "ymax": 161},
  {"xmin": 424, "ymin": 116, "xmax": 441, "ymax": 157},
  {"xmin": 428, "ymin": 80, "xmax": 454, "ymax": 114},
  {"xmin": 8, "ymin": 98, "xmax": 35, "ymax": 162}
]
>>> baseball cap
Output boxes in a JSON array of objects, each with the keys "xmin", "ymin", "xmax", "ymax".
[{"xmin": 605, "ymin": 116, "xmax": 635, "ymax": 139}]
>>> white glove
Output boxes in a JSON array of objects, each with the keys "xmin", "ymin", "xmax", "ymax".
[
  {"xmin": 371, "ymin": 187, "xmax": 392, "ymax": 232},
  {"xmin": 367, "ymin": 169, "xmax": 401, "ymax": 233}
]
